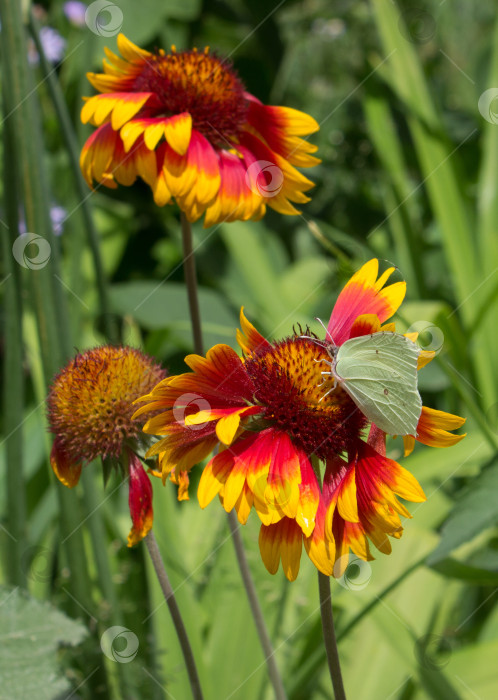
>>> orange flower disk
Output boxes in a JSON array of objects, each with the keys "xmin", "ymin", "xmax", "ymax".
[
  {"xmin": 135, "ymin": 260, "xmax": 466, "ymax": 580},
  {"xmin": 47, "ymin": 346, "xmax": 166, "ymax": 546},
  {"xmin": 80, "ymin": 35, "xmax": 320, "ymax": 226}
]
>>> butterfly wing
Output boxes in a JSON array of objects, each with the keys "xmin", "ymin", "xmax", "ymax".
[{"xmin": 334, "ymin": 333, "xmax": 422, "ymax": 435}]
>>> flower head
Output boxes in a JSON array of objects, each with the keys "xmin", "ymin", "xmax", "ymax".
[
  {"xmin": 47, "ymin": 345, "xmax": 166, "ymax": 545},
  {"xmin": 80, "ymin": 34, "xmax": 320, "ymax": 227},
  {"xmin": 134, "ymin": 260, "xmax": 466, "ymax": 580}
]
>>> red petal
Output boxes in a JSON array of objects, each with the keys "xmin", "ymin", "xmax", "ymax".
[
  {"xmin": 327, "ymin": 260, "xmax": 406, "ymax": 346},
  {"xmin": 127, "ymin": 453, "xmax": 153, "ymax": 546},
  {"xmin": 50, "ymin": 442, "xmax": 82, "ymax": 488}
]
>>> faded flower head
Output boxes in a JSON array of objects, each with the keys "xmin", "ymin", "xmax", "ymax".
[{"xmin": 47, "ymin": 345, "xmax": 166, "ymax": 545}]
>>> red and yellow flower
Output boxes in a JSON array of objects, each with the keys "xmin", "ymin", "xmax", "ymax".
[
  {"xmin": 46, "ymin": 345, "xmax": 166, "ymax": 546},
  {"xmin": 134, "ymin": 260, "xmax": 466, "ymax": 580},
  {"xmin": 80, "ymin": 34, "xmax": 320, "ymax": 227}
]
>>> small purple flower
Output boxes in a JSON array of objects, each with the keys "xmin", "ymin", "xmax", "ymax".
[
  {"xmin": 18, "ymin": 205, "xmax": 67, "ymax": 237},
  {"xmin": 29, "ymin": 26, "xmax": 67, "ymax": 65},
  {"xmin": 50, "ymin": 206, "xmax": 67, "ymax": 237},
  {"xmin": 63, "ymin": 1, "xmax": 87, "ymax": 28}
]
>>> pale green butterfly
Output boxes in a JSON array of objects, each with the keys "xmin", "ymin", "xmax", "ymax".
[{"xmin": 306, "ymin": 328, "xmax": 422, "ymax": 436}]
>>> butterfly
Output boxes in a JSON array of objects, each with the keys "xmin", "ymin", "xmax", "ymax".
[{"xmin": 306, "ymin": 330, "xmax": 422, "ymax": 436}]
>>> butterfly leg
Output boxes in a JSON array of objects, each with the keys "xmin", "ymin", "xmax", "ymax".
[
  {"xmin": 317, "ymin": 369, "xmax": 337, "ymax": 401},
  {"xmin": 318, "ymin": 377, "xmax": 337, "ymax": 402},
  {"xmin": 314, "ymin": 357, "xmax": 333, "ymax": 387}
]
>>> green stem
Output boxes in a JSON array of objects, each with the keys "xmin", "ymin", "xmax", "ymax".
[
  {"xmin": 180, "ymin": 214, "xmax": 287, "ymax": 699},
  {"xmin": 257, "ymin": 577, "xmax": 290, "ymax": 700},
  {"xmin": 180, "ymin": 213, "xmax": 203, "ymax": 355},
  {"xmin": 227, "ymin": 512, "xmax": 288, "ymax": 700},
  {"xmin": 28, "ymin": 11, "xmax": 118, "ymax": 344},
  {"xmin": 144, "ymin": 531, "xmax": 204, "ymax": 700},
  {"xmin": 0, "ymin": 0, "xmax": 59, "ymax": 376},
  {"xmin": 318, "ymin": 573, "xmax": 347, "ymax": 700},
  {"xmin": 0, "ymin": 0, "xmax": 94, "ymax": 613},
  {"xmin": 336, "ymin": 555, "xmax": 425, "ymax": 642},
  {"xmin": 288, "ymin": 557, "xmax": 425, "ymax": 696},
  {"xmin": 438, "ymin": 358, "xmax": 498, "ymax": 453},
  {"xmin": 81, "ymin": 468, "xmax": 134, "ymax": 699},
  {"xmin": 1, "ymin": 82, "xmax": 27, "ymax": 586}
]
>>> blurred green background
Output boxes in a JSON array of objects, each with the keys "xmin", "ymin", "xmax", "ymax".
[{"xmin": 1, "ymin": 0, "xmax": 498, "ymax": 698}]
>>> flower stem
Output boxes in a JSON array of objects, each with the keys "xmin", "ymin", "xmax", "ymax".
[
  {"xmin": 227, "ymin": 512, "xmax": 288, "ymax": 700},
  {"xmin": 144, "ymin": 531, "xmax": 204, "ymax": 700},
  {"xmin": 1, "ymin": 84, "xmax": 27, "ymax": 586},
  {"xmin": 318, "ymin": 572, "xmax": 347, "ymax": 700},
  {"xmin": 0, "ymin": 0, "xmax": 94, "ymax": 613},
  {"xmin": 180, "ymin": 214, "xmax": 287, "ymax": 699},
  {"xmin": 180, "ymin": 213, "xmax": 203, "ymax": 355},
  {"xmin": 28, "ymin": 11, "xmax": 119, "ymax": 344}
]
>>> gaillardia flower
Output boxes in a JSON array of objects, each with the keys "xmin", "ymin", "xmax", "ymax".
[
  {"xmin": 134, "ymin": 260, "xmax": 466, "ymax": 580},
  {"xmin": 80, "ymin": 34, "xmax": 320, "ymax": 227},
  {"xmin": 47, "ymin": 346, "xmax": 166, "ymax": 546}
]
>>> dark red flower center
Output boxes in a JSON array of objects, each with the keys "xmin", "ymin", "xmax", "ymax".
[
  {"xmin": 133, "ymin": 47, "xmax": 249, "ymax": 146},
  {"xmin": 244, "ymin": 337, "xmax": 367, "ymax": 460}
]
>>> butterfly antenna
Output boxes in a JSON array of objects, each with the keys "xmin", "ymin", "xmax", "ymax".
[
  {"xmin": 314, "ymin": 317, "xmax": 335, "ymax": 344},
  {"xmin": 299, "ymin": 334, "xmax": 327, "ymax": 349}
]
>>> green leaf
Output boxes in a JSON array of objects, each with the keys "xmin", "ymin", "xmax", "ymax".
[
  {"xmin": 445, "ymin": 638, "xmax": 498, "ymax": 699},
  {"xmin": 476, "ymin": 16, "xmax": 498, "ymax": 395},
  {"xmin": 0, "ymin": 586, "xmax": 88, "ymax": 700},
  {"xmin": 428, "ymin": 459, "xmax": 498, "ymax": 565},
  {"xmin": 280, "ymin": 257, "xmax": 332, "ymax": 316},
  {"xmin": 430, "ymin": 556, "xmax": 498, "ymax": 585},
  {"xmin": 89, "ymin": 0, "xmax": 202, "ymax": 53},
  {"xmin": 109, "ymin": 281, "xmax": 239, "ymax": 349},
  {"xmin": 370, "ymin": 0, "xmax": 497, "ymax": 407},
  {"xmin": 220, "ymin": 222, "xmax": 291, "ymax": 330}
]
